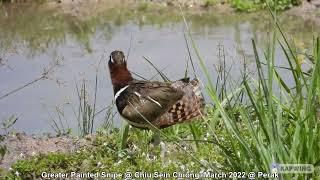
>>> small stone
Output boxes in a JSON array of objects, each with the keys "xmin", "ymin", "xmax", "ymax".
[{"xmin": 19, "ymin": 153, "xmax": 25, "ymax": 159}]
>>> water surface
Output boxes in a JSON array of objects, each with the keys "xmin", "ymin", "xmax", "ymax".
[{"xmin": 0, "ymin": 3, "xmax": 318, "ymax": 134}]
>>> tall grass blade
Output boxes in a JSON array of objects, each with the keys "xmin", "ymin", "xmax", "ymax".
[{"xmin": 143, "ymin": 56, "xmax": 170, "ymax": 82}]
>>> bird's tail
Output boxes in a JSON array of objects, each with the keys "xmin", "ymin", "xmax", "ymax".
[{"xmin": 156, "ymin": 78, "xmax": 205, "ymax": 129}]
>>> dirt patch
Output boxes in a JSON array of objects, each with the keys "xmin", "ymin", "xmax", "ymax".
[
  {"xmin": 43, "ymin": 0, "xmax": 234, "ymax": 19},
  {"xmin": 44, "ymin": 0, "xmax": 127, "ymax": 19},
  {"xmin": 286, "ymin": 1, "xmax": 320, "ymax": 26},
  {"xmin": 0, "ymin": 133, "xmax": 96, "ymax": 170},
  {"xmin": 43, "ymin": 0, "xmax": 320, "ymax": 26}
]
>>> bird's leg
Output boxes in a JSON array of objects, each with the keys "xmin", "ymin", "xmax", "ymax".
[
  {"xmin": 121, "ymin": 124, "xmax": 130, "ymax": 149},
  {"xmin": 151, "ymin": 131, "xmax": 161, "ymax": 146},
  {"xmin": 150, "ymin": 127, "xmax": 161, "ymax": 146}
]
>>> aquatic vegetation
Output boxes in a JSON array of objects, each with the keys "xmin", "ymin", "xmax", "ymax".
[
  {"xmin": 180, "ymin": 4, "xmax": 320, "ymax": 177},
  {"xmin": 1, "ymin": 115, "xmax": 18, "ymax": 135},
  {"xmin": 4, "ymin": 20, "xmax": 320, "ymax": 180},
  {"xmin": 0, "ymin": 135, "xmax": 7, "ymax": 166},
  {"xmin": 1, "ymin": 2, "xmax": 319, "ymax": 179}
]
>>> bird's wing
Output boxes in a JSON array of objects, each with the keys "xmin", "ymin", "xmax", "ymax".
[{"xmin": 121, "ymin": 81, "xmax": 184, "ymax": 126}]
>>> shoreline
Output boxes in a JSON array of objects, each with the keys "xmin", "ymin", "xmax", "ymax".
[
  {"xmin": 34, "ymin": 0, "xmax": 320, "ymax": 26},
  {"xmin": 0, "ymin": 0, "xmax": 319, "ymax": 176},
  {"xmin": 1, "ymin": 0, "xmax": 319, "ymax": 27}
]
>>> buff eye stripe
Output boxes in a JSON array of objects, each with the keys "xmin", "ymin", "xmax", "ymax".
[
  {"xmin": 110, "ymin": 57, "xmax": 115, "ymax": 63},
  {"xmin": 114, "ymin": 85, "xmax": 130, "ymax": 100}
]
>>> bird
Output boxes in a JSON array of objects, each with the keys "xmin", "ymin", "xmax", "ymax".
[{"xmin": 108, "ymin": 50, "xmax": 205, "ymax": 144}]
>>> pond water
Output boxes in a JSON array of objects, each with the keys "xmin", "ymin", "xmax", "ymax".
[{"xmin": 0, "ymin": 3, "xmax": 318, "ymax": 135}]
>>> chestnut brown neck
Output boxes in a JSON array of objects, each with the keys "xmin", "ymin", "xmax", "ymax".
[{"xmin": 109, "ymin": 65, "xmax": 133, "ymax": 93}]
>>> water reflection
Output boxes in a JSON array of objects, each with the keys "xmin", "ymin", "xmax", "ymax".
[{"xmin": 0, "ymin": 2, "xmax": 318, "ymax": 134}]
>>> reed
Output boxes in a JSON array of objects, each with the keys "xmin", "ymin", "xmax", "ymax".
[{"xmin": 180, "ymin": 4, "xmax": 320, "ymax": 178}]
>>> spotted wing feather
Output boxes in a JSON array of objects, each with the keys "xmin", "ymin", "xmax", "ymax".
[{"xmin": 155, "ymin": 78, "xmax": 205, "ymax": 128}]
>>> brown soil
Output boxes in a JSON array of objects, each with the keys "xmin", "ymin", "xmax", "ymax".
[
  {"xmin": 0, "ymin": 133, "xmax": 95, "ymax": 170},
  {"xmin": 0, "ymin": 0, "xmax": 319, "ymax": 171},
  {"xmin": 286, "ymin": 0, "xmax": 320, "ymax": 25},
  {"xmin": 44, "ymin": 0, "xmax": 234, "ymax": 18},
  {"xmin": 45, "ymin": 0, "xmax": 320, "ymax": 26}
]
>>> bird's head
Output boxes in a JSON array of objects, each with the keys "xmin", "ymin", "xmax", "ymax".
[
  {"xmin": 109, "ymin": 50, "xmax": 126, "ymax": 68},
  {"xmin": 108, "ymin": 50, "xmax": 133, "ymax": 91}
]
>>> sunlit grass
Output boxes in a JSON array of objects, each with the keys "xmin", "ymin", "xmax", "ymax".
[
  {"xmin": 180, "ymin": 4, "xmax": 320, "ymax": 178},
  {"xmin": 5, "ymin": 33, "xmax": 320, "ymax": 177},
  {"xmin": 2, "ymin": 3, "xmax": 320, "ymax": 179}
]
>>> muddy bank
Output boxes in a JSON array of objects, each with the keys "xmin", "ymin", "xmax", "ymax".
[
  {"xmin": 0, "ymin": 133, "xmax": 95, "ymax": 170},
  {"xmin": 2, "ymin": 0, "xmax": 319, "ymax": 25},
  {"xmin": 44, "ymin": 0, "xmax": 233, "ymax": 19},
  {"xmin": 46, "ymin": 0, "xmax": 320, "ymax": 26},
  {"xmin": 287, "ymin": 0, "xmax": 320, "ymax": 25},
  {"xmin": 50, "ymin": 0, "xmax": 229, "ymax": 10}
]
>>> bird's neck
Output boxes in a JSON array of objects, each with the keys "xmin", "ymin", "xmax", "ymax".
[{"xmin": 110, "ymin": 66, "xmax": 134, "ymax": 93}]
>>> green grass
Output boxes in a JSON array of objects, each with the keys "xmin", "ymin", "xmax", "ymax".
[
  {"xmin": 6, "ymin": 40, "xmax": 320, "ymax": 179},
  {"xmin": 231, "ymin": 0, "xmax": 299, "ymax": 11},
  {"xmin": 142, "ymin": 5, "xmax": 319, "ymax": 177},
  {"xmin": 180, "ymin": 4, "xmax": 320, "ymax": 178},
  {"xmin": 4, "ymin": 129, "xmax": 223, "ymax": 179}
]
